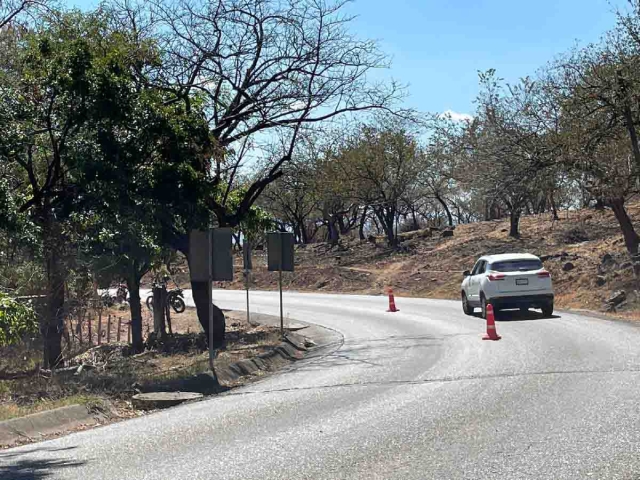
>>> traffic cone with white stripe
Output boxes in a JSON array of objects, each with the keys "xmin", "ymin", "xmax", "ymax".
[
  {"xmin": 482, "ymin": 304, "xmax": 501, "ymax": 341},
  {"xmin": 386, "ymin": 288, "xmax": 399, "ymax": 312}
]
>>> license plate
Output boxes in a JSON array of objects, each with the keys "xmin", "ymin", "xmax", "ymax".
[{"xmin": 516, "ymin": 278, "xmax": 529, "ymax": 285}]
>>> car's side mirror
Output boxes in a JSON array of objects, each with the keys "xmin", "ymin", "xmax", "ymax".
[{"xmin": 463, "ymin": 270, "xmax": 471, "ymax": 277}]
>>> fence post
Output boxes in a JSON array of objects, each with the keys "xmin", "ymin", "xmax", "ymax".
[
  {"xmin": 97, "ymin": 313, "xmax": 102, "ymax": 345},
  {"xmin": 127, "ymin": 321, "xmax": 131, "ymax": 344},
  {"xmin": 88, "ymin": 314, "xmax": 93, "ymax": 345},
  {"xmin": 107, "ymin": 314, "xmax": 112, "ymax": 343},
  {"xmin": 153, "ymin": 286, "xmax": 167, "ymax": 338},
  {"xmin": 117, "ymin": 317, "xmax": 122, "ymax": 342}
]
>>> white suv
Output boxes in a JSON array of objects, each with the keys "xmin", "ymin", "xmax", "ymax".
[{"xmin": 461, "ymin": 253, "xmax": 554, "ymax": 318}]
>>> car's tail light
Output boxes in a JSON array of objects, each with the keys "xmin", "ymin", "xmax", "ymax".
[
  {"xmin": 538, "ymin": 270, "xmax": 551, "ymax": 278},
  {"xmin": 488, "ymin": 273, "xmax": 505, "ymax": 281}
]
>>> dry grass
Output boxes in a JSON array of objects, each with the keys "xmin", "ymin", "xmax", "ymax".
[
  {"xmin": 0, "ymin": 309, "xmax": 282, "ymax": 423},
  {"xmin": 0, "ymin": 394, "xmax": 102, "ymax": 422}
]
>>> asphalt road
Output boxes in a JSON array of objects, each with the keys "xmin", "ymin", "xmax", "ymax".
[{"xmin": 3, "ymin": 292, "xmax": 640, "ymax": 479}]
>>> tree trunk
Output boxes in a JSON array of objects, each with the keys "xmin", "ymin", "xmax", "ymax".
[
  {"xmin": 358, "ymin": 207, "xmax": 368, "ymax": 240},
  {"xmin": 509, "ymin": 210, "xmax": 521, "ymax": 238},
  {"xmin": 293, "ymin": 224, "xmax": 302, "ymax": 244},
  {"xmin": 372, "ymin": 215, "xmax": 381, "ymax": 234},
  {"xmin": 625, "ymin": 106, "xmax": 640, "ymax": 169},
  {"xmin": 42, "ymin": 215, "xmax": 64, "ymax": 369},
  {"xmin": 127, "ymin": 273, "xmax": 144, "ymax": 353},
  {"xmin": 152, "ymin": 285, "xmax": 167, "ymax": 337},
  {"xmin": 411, "ymin": 208, "xmax": 420, "ymax": 230},
  {"xmin": 297, "ymin": 217, "xmax": 309, "ymax": 244},
  {"xmin": 436, "ymin": 195, "xmax": 453, "ymax": 227},
  {"xmin": 550, "ymin": 193, "xmax": 559, "ymax": 221},
  {"xmin": 618, "ymin": 71, "xmax": 640, "ymax": 172},
  {"xmin": 375, "ymin": 208, "xmax": 397, "ymax": 247},
  {"xmin": 327, "ymin": 216, "xmax": 340, "ymax": 245},
  {"xmin": 191, "ymin": 280, "xmax": 225, "ymax": 347},
  {"xmin": 454, "ymin": 204, "xmax": 463, "ymax": 225},
  {"xmin": 338, "ymin": 216, "xmax": 347, "ymax": 235},
  {"xmin": 301, "ymin": 226, "xmax": 309, "ymax": 244},
  {"xmin": 609, "ymin": 197, "xmax": 640, "ymax": 257}
]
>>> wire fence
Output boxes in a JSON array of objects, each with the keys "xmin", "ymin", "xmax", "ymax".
[{"xmin": 60, "ymin": 299, "xmax": 155, "ymax": 358}]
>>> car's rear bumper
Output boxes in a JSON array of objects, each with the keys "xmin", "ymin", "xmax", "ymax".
[{"xmin": 490, "ymin": 294, "xmax": 554, "ymax": 309}]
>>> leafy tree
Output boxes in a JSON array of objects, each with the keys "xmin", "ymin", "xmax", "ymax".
[
  {"xmin": 463, "ymin": 70, "xmax": 558, "ymax": 237},
  {"xmin": 0, "ymin": 292, "xmax": 38, "ymax": 347},
  {"xmin": 545, "ymin": 10, "xmax": 640, "ymax": 260},
  {"xmin": 75, "ymin": 59, "xmax": 212, "ymax": 351},
  {"xmin": 0, "ymin": 11, "xmax": 114, "ymax": 366},
  {"xmin": 337, "ymin": 118, "xmax": 422, "ymax": 246},
  {"xmin": 0, "ymin": 9, "xmax": 213, "ymax": 363}
]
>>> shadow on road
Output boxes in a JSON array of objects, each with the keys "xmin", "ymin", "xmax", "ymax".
[
  {"xmin": 471, "ymin": 310, "xmax": 561, "ymax": 321},
  {"xmin": 496, "ymin": 310, "xmax": 561, "ymax": 322},
  {"xmin": 0, "ymin": 447, "xmax": 84, "ymax": 480}
]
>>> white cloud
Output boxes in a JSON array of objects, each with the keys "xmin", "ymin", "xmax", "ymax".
[{"xmin": 441, "ymin": 110, "xmax": 473, "ymax": 122}]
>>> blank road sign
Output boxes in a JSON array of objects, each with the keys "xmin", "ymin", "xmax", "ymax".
[
  {"xmin": 243, "ymin": 242, "xmax": 253, "ymax": 271},
  {"xmin": 211, "ymin": 228, "xmax": 234, "ymax": 281},
  {"xmin": 267, "ymin": 232, "xmax": 294, "ymax": 272},
  {"xmin": 189, "ymin": 230, "xmax": 211, "ymax": 282},
  {"xmin": 188, "ymin": 229, "xmax": 234, "ymax": 281}
]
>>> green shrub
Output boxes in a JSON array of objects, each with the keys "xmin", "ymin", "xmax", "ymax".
[{"xmin": 0, "ymin": 293, "xmax": 38, "ymax": 347}]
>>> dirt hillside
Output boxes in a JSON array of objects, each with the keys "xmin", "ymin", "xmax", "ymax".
[
  {"xmin": 164, "ymin": 205, "xmax": 640, "ymax": 318},
  {"xmin": 235, "ymin": 206, "xmax": 640, "ymax": 316}
]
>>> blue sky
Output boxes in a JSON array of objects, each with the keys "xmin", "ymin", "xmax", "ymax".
[
  {"xmin": 66, "ymin": 0, "xmax": 626, "ymax": 117},
  {"xmin": 342, "ymin": 0, "xmax": 626, "ymax": 117}
]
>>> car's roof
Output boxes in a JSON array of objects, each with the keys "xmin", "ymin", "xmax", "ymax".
[{"xmin": 479, "ymin": 253, "xmax": 540, "ymax": 263}]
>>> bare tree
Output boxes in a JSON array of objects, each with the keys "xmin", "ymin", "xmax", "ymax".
[
  {"xmin": 0, "ymin": 0, "xmax": 49, "ymax": 29},
  {"xmin": 110, "ymin": 0, "xmax": 407, "ymax": 339}
]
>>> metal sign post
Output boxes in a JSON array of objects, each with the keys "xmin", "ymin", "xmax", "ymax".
[
  {"xmin": 267, "ymin": 232, "xmax": 294, "ymax": 338},
  {"xmin": 243, "ymin": 241, "xmax": 252, "ymax": 325},
  {"xmin": 208, "ymin": 276, "xmax": 214, "ymax": 373},
  {"xmin": 245, "ymin": 270, "xmax": 250, "ymax": 324},
  {"xmin": 279, "ymin": 269, "xmax": 283, "ymax": 336},
  {"xmin": 190, "ymin": 228, "xmax": 234, "ymax": 378}
]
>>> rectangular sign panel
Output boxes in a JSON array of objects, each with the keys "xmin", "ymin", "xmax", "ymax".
[
  {"xmin": 243, "ymin": 241, "xmax": 253, "ymax": 271},
  {"xmin": 189, "ymin": 230, "xmax": 211, "ymax": 282},
  {"xmin": 211, "ymin": 228, "xmax": 234, "ymax": 281},
  {"xmin": 267, "ymin": 232, "xmax": 295, "ymax": 272}
]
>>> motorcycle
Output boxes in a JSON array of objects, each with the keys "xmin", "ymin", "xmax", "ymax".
[
  {"xmin": 146, "ymin": 278, "xmax": 186, "ymax": 314},
  {"xmin": 101, "ymin": 283, "xmax": 129, "ymax": 307}
]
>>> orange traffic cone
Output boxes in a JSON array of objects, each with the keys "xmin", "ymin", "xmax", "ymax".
[
  {"xmin": 387, "ymin": 288, "xmax": 399, "ymax": 312},
  {"xmin": 482, "ymin": 304, "xmax": 501, "ymax": 340}
]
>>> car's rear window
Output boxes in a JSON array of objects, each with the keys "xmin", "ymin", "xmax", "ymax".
[{"xmin": 490, "ymin": 259, "xmax": 542, "ymax": 272}]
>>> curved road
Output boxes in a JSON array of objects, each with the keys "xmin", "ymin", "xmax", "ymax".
[{"xmin": 3, "ymin": 292, "xmax": 640, "ymax": 479}]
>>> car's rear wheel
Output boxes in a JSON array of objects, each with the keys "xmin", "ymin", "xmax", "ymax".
[
  {"xmin": 462, "ymin": 292, "xmax": 473, "ymax": 316},
  {"xmin": 481, "ymin": 294, "xmax": 488, "ymax": 319},
  {"xmin": 541, "ymin": 302, "xmax": 554, "ymax": 317}
]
